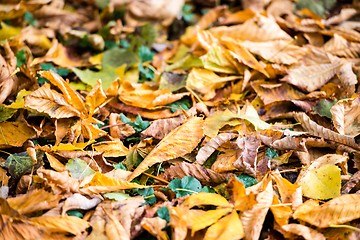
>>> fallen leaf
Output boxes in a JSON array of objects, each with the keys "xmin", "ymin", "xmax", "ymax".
[
  {"xmin": 294, "ymin": 194, "xmax": 360, "ymax": 228},
  {"xmin": 282, "ymin": 224, "xmax": 326, "ymax": 240},
  {"xmin": 128, "ymin": 117, "xmax": 204, "ymax": 181}
]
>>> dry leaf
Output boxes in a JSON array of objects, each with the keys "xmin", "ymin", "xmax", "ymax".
[
  {"xmin": 204, "ymin": 210, "xmax": 244, "ymax": 240},
  {"xmin": 141, "ymin": 217, "xmax": 169, "ymax": 240},
  {"xmin": 182, "ymin": 192, "xmax": 231, "ymax": 209},
  {"xmin": 0, "ymin": 122, "xmax": 36, "ymax": 147},
  {"xmin": 282, "ymin": 224, "xmax": 326, "ymax": 240},
  {"xmin": 241, "ymin": 180, "xmax": 273, "ymax": 240},
  {"xmin": 294, "ymin": 194, "xmax": 360, "ymax": 228},
  {"xmin": 128, "ymin": 117, "xmax": 204, "ymax": 181}
]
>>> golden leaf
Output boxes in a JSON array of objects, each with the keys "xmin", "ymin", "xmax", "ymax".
[
  {"xmin": 7, "ymin": 189, "xmax": 61, "ymax": 215},
  {"xmin": 93, "ymin": 140, "xmax": 129, "ymax": 157},
  {"xmin": 294, "ymin": 194, "xmax": 360, "ymax": 228},
  {"xmin": 186, "ymin": 68, "xmax": 240, "ymax": 100},
  {"xmin": 0, "ymin": 122, "xmax": 36, "ymax": 147},
  {"xmin": 228, "ymin": 177, "xmax": 257, "ymax": 212},
  {"xmin": 188, "ymin": 208, "xmax": 232, "ymax": 234},
  {"xmin": 30, "ymin": 215, "xmax": 90, "ymax": 235},
  {"xmin": 271, "ymin": 195, "xmax": 292, "ymax": 226},
  {"xmin": 85, "ymin": 79, "xmax": 107, "ymax": 116},
  {"xmin": 128, "ymin": 117, "xmax": 204, "ymax": 181},
  {"xmin": 204, "ymin": 210, "xmax": 244, "ymax": 240},
  {"xmin": 182, "ymin": 192, "xmax": 231, "ymax": 209}
]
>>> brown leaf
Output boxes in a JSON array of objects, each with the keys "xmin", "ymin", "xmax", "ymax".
[
  {"xmin": 141, "ymin": 116, "xmax": 184, "ymax": 140},
  {"xmin": 163, "ymin": 162, "xmax": 228, "ymax": 185},
  {"xmin": 282, "ymin": 224, "xmax": 326, "ymax": 240},
  {"xmin": 141, "ymin": 217, "xmax": 169, "ymax": 240},
  {"xmin": 233, "ymin": 134, "xmax": 261, "ymax": 176},
  {"xmin": 196, "ymin": 132, "xmax": 238, "ymax": 165},
  {"xmin": 128, "ymin": 117, "xmax": 204, "ymax": 181},
  {"xmin": 0, "ymin": 42, "xmax": 17, "ymax": 104},
  {"xmin": 61, "ymin": 193, "xmax": 101, "ymax": 215}
]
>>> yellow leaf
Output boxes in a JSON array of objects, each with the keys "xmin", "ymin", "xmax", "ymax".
[
  {"xmin": 182, "ymin": 192, "xmax": 231, "ymax": 208},
  {"xmin": 5, "ymin": 89, "xmax": 32, "ymax": 109},
  {"xmin": 298, "ymin": 164, "xmax": 341, "ymax": 200},
  {"xmin": 271, "ymin": 170, "xmax": 300, "ymax": 204},
  {"xmin": 0, "ymin": 121, "xmax": 36, "ymax": 147},
  {"xmin": 86, "ymin": 79, "xmax": 107, "ymax": 116},
  {"xmin": 128, "ymin": 117, "xmax": 204, "ymax": 181},
  {"xmin": 229, "ymin": 177, "xmax": 257, "ymax": 212},
  {"xmin": 93, "ymin": 140, "xmax": 129, "ymax": 157},
  {"xmin": 51, "ymin": 142, "xmax": 90, "ymax": 151},
  {"xmin": 270, "ymin": 195, "xmax": 292, "ymax": 226},
  {"xmin": 294, "ymin": 194, "xmax": 360, "ymax": 228},
  {"xmin": 204, "ymin": 210, "xmax": 244, "ymax": 240},
  {"xmin": 141, "ymin": 217, "xmax": 169, "ymax": 240},
  {"xmin": 7, "ymin": 189, "xmax": 62, "ymax": 215},
  {"xmin": 30, "ymin": 215, "xmax": 90, "ymax": 235},
  {"xmin": 186, "ymin": 68, "xmax": 240, "ymax": 100},
  {"xmin": 0, "ymin": 22, "xmax": 21, "ymax": 41},
  {"xmin": 188, "ymin": 208, "xmax": 232, "ymax": 234}
]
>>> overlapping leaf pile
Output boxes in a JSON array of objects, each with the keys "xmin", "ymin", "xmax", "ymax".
[{"xmin": 0, "ymin": 0, "xmax": 360, "ymax": 239}]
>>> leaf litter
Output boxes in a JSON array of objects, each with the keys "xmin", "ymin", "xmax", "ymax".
[{"xmin": 0, "ymin": 0, "xmax": 360, "ymax": 239}]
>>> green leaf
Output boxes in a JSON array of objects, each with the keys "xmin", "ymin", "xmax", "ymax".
[
  {"xmin": 16, "ymin": 49, "xmax": 26, "ymax": 67},
  {"xmin": 0, "ymin": 106, "xmax": 17, "ymax": 122},
  {"xmin": 103, "ymin": 192, "xmax": 130, "ymax": 201},
  {"xmin": 119, "ymin": 114, "xmax": 150, "ymax": 132},
  {"xmin": 66, "ymin": 158, "xmax": 95, "ymax": 180},
  {"xmin": 295, "ymin": 0, "xmax": 336, "ymax": 16},
  {"xmin": 40, "ymin": 63, "xmax": 69, "ymax": 76},
  {"xmin": 4, "ymin": 152, "xmax": 35, "ymax": 179},
  {"xmin": 138, "ymin": 188, "xmax": 156, "ymax": 205},
  {"xmin": 72, "ymin": 65, "xmax": 117, "ymax": 90},
  {"xmin": 201, "ymin": 186, "xmax": 215, "ymax": 193},
  {"xmin": 157, "ymin": 206, "xmax": 170, "ymax": 223},
  {"xmin": 24, "ymin": 11, "xmax": 37, "ymax": 26},
  {"xmin": 265, "ymin": 148, "xmax": 279, "ymax": 160},
  {"xmin": 236, "ymin": 174, "xmax": 257, "ymax": 188},
  {"xmin": 168, "ymin": 176, "xmax": 202, "ymax": 198},
  {"xmin": 167, "ymin": 98, "xmax": 191, "ymax": 113},
  {"xmin": 138, "ymin": 64, "xmax": 155, "ymax": 82},
  {"xmin": 103, "ymin": 48, "xmax": 137, "ymax": 68},
  {"xmin": 113, "ymin": 162, "xmax": 127, "ymax": 170},
  {"xmin": 313, "ymin": 99, "xmax": 336, "ymax": 119},
  {"xmin": 66, "ymin": 210, "xmax": 83, "ymax": 218},
  {"xmin": 138, "ymin": 45, "xmax": 154, "ymax": 62},
  {"xmin": 182, "ymin": 4, "xmax": 195, "ymax": 23}
]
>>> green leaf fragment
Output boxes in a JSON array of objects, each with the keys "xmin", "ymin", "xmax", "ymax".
[
  {"xmin": 4, "ymin": 152, "xmax": 37, "ymax": 179},
  {"xmin": 157, "ymin": 206, "xmax": 170, "ymax": 223},
  {"xmin": 138, "ymin": 188, "xmax": 156, "ymax": 205},
  {"xmin": 66, "ymin": 158, "xmax": 95, "ymax": 180},
  {"xmin": 66, "ymin": 210, "xmax": 83, "ymax": 218},
  {"xmin": 103, "ymin": 192, "xmax": 130, "ymax": 201},
  {"xmin": 16, "ymin": 49, "xmax": 26, "ymax": 67},
  {"xmin": 167, "ymin": 98, "xmax": 191, "ymax": 113},
  {"xmin": 168, "ymin": 176, "xmax": 202, "ymax": 197},
  {"xmin": 313, "ymin": 99, "xmax": 337, "ymax": 119},
  {"xmin": 236, "ymin": 174, "xmax": 257, "ymax": 188}
]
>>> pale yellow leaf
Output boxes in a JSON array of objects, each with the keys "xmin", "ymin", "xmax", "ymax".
[
  {"xmin": 323, "ymin": 34, "xmax": 360, "ymax": 58},
  {"xmin": 241, "ymin": 180, "xmax": 273, "ymax": 240},
  {"xmin": 204, "ymin": 210, "xmax": 244, "ymax": 240},
  {"xmin": 128, "ymin": 117, "xmax": 204, "ymax": 181},
  {"xmin": 45, "ymin": 153, "xmax": 66, "ymax": 172},
  {"xmin": 282, "ymin": 224, "xmax": 326, "ymax": 240},
  {"xmin": 182, "ymin": 192, "xmax": 231, "ymax": 209},
  {"xmin": 294, "ymin": 194, "xmax": 360, "ymax": 228},
  {"xmin": 62, "ymin": 193, "xmax": 101, "ymax": 215},
  {"xmin": 24, "ymin": 83, "xmax": 80, "ymax": 118}
]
